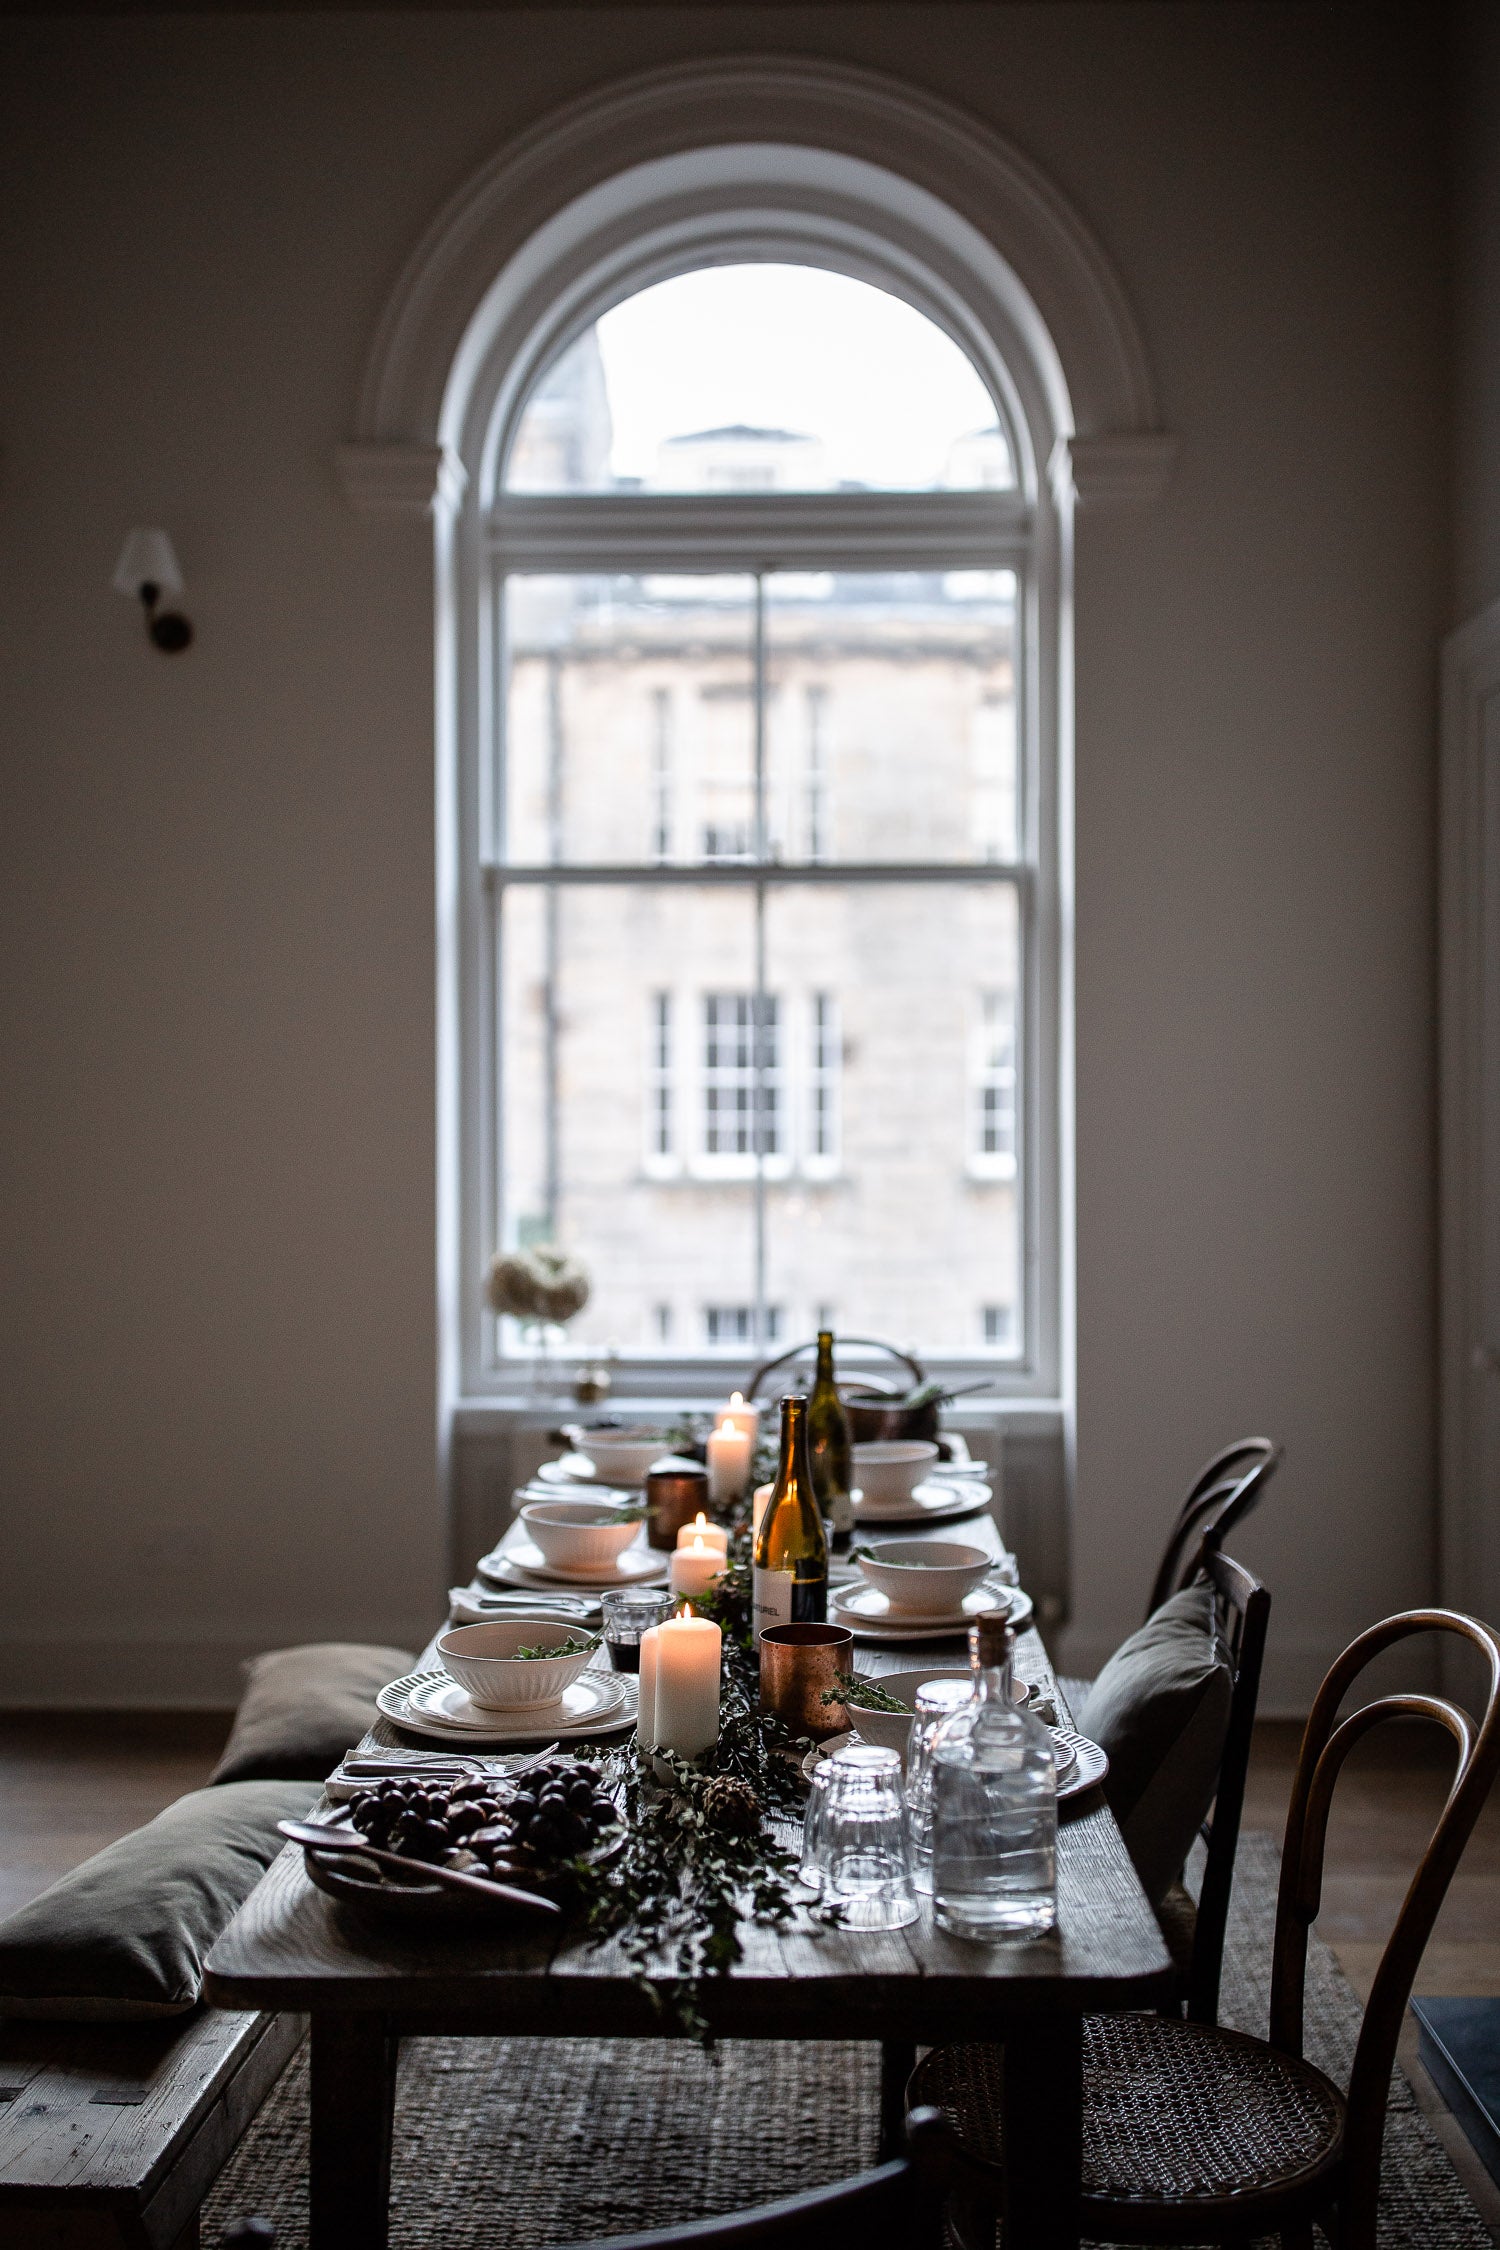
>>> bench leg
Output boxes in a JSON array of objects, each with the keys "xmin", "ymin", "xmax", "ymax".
[{"xmin": 309, "ymin": 2014, "xmax": 397, "ymax": 2250}]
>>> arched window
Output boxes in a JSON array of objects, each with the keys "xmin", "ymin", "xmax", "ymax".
[{"xmin": 479, "ymin": 256, "xmax": 1049, "ymax": 1383}]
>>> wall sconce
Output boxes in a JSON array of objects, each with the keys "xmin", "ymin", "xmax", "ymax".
[{"xmin": 113, "ymin": 529, "xmax": 193, "ymax": 653}]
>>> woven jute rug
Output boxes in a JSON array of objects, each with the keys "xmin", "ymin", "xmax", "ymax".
[{"xmin": 203, "ymin": 1833, "xmax": 1494, "ymax": 2247}]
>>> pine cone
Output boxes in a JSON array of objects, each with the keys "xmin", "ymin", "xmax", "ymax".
[{"xmin": 700, "ymin": 1775, "xmax": 761, "ymax": 1837}]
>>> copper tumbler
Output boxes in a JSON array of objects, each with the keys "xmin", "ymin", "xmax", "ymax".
[
  {"xmin": 759, "ymin": 1623, "xmax": 855, "ymax": 1741},
  {"xmin": 645, "ymin": 1456, "xmax": 711, "ymax": 1551}
]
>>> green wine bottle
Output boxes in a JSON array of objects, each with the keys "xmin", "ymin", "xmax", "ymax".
[
  {"xmin": 752, "ymin": 1394, "xmax": 829, "ymax": 1632},
  {"xmin": 807, "ymin": 1329, "xmax": 854, "ymax": 1543}
]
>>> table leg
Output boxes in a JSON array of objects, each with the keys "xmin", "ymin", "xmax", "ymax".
[
  {"xmin": 879, "ymin": 2039, "xmax": 915, "ymax": 2158},
  {"xmin": 1001, "ymin": 2015, "xmax": 1082, "ymax": 2250},
  {"xmin": 309, "ymin": 2012, "xmax": 398, "ymax": 2250}
]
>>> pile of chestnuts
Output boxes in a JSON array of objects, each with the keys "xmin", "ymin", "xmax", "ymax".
[{"xmin": 347, "ymin": 1759, "xmax": 619, "ymax": 1882}]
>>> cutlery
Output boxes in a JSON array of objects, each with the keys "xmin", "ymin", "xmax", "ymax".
[
  {"xmin": 337, "ymin": 1744, "xmax": 560, "ymax": 1779},
  {"xmin": 450, "ymin": 1589, "xmax": 599, "ymax": 1616},
  {"xmin": 278, "ymin": 1820, "xmax": 562, "ymax": 1917}
]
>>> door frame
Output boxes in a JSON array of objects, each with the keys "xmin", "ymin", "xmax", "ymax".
[{"xmin": 1440, "ymin": 594, "xmax": 1500, "ymax": 1628}]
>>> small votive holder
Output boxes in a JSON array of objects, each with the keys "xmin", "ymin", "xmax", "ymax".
[
  {"xmin": 759, "ymin": 1622, "xmax": 854, "ymax": 1741},
  {"xmin": 645, "ymin": 1457, "xmax": 711, "ymax": 1551},
  {"xmin": 600, "ymin": 1587, "xmax": 674, "ymax": 1674}
]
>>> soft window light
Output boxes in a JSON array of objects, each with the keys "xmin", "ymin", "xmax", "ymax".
[{"xmin": 113, "ymin": 528, "xmax": 193, "ymax": 653}]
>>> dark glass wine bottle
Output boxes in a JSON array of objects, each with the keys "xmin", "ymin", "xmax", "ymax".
[
  {"xmin": 807, "ymin": 1329, "xmax": 854, "ymax": 1545},
  {"xmin": 752, "ymin": 1394, "xmax": 829, "ymax": 1632}
]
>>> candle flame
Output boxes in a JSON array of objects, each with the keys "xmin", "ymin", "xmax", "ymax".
[
  {"xmin": 730, "ymin": 1391, "xmax": 744, "ymax": 1407},
  {"xmin": 676, "ymin": 1601, "xmax": 691, "ymax": 1621},
  {"xmin": 691, "ymin": 1536, "xmax": 708, "ymax": 1554},
  {"xmin": 693, "ymin": 1512, "xmax": 709, "ymax": 1531}
]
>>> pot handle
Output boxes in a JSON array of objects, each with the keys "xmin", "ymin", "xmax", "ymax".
[{"xmin": 745, "ymin": 1336, "xmax": 926, "ymax": 1402}]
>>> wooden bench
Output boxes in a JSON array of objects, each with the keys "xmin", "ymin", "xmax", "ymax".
[{"xmin": 0, "ymin": 2004, "xmax": 303, "ymax": 2250}]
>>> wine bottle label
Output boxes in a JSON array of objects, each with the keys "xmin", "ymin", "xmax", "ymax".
[{"xmin": 752, "ymin": 1565, "xmax": 795, "ymax": 1633}]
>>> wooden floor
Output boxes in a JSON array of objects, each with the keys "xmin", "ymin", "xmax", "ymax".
[{"xmin": 2, "ymin": 1712, "xmax": 1497, "ymax": 2236}]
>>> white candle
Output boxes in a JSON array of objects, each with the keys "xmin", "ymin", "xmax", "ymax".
[
  {"xmin": 707, "ymin": 1420, "xmax": 752, "ymax": 1505},
  {"xmin": 669, "ymin": 1536, "xmax": 725, "ymax": 1606},
  {"xmin": 637, "ymin": 1626, "xmax": 660, "ymax": 1750},
  {"xmin": 752, "ymin": 1482, "xmax": 774, "ymax": 1540},
  {"xmin": 675, "ymin": 1512, "xmax": 729, "ymax": 1557},
  {"xmin": 652, "ymin": 1607, "xmax": 722, "ymax": 1758},
  {"xmin": 720, "ymin": 1391, "xmax": 760, "ymax": 1443}
]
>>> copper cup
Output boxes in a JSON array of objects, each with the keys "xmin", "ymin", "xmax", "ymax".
[
  {"xmin": 759, "ymin": 1623, "xmax": 855, "ymax": 1741},
  {"xmin": 645, "ymin": 1457, "xmax": 711, "ymax": 1551}
]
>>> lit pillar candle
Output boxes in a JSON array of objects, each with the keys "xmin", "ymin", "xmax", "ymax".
[
  {"xmin": 751, "ymin": 1482, "xmax": 774, "ymax": 1540},
  {"xmin": 637, "ymin": 1626, "xmax": 661, "ymax": 1750},
  {"xmin": 652, "ymin": 1607, "xmax": 722, "ymax": 1758},
  {"xmin": 669, "ymin": 1536, "xmax": 725, "ymax": 1607},
  {"xmin": 721, "ymin": 1391, "xmax": 760, "ymax": 1444},
  {"xmin": 675, "ymin": 1513, "xmax": 729, "ymax": 1557},
  {"xmin": 707, "ymin": 1419, "xmax": 752, "ymax": 1505}
]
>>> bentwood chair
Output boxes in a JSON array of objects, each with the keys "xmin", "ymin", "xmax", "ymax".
[
  {"xmin": 911, "ymin": 1608, "xmax": 1500, "ymax": 2250},
  {"xmin": 1146, "ymin": 1437, "xmax": 1281, "ymax": 1623},
  {"xmin": 1159, "ymin": 1548, "xmax": 1271, "ymax": 2026},
  {"xmin": 221, "ymin": 2112, "xmax": 955, "ymax": 2250}
]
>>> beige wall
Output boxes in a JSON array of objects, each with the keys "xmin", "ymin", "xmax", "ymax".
[{"xmin": 0, "ymin": 3, "xmax": 1450, "ymax": 1703}]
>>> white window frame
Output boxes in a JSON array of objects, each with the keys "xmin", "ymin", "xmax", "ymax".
[
  {"xmin": 426, "ymin": 138, "xmax": 1085, "ymax": 1405},
  {"xmin": 969, "ymin": 988, "xmax": 1020, "ymax": 1182}
]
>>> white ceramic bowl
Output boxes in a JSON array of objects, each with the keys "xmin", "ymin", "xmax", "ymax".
[
  {"xmin": 841, "ymin": 1665, "xmax": 972, "ymax": 1760},
  {"xmin": 856, "ymin": 1539, "xmax": 994, "ymax": 1615},
  {"xmin": 437, "ymin": 1618, "xmax": 600, "ymax": 1709},
  {"xmin": 576, "ymin": 1433, "xmax": 673, "ymax": 1486},
  {"xmin": 521, "ymin": 1499, "xmax": 643, "ymax": 1571},
  {"xmin": 851, "ymin": 1439, "xmax": 940, "ymax": 1508}
]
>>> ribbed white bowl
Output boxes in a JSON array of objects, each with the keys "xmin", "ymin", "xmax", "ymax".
[
  {"xmin": 856, "ymin": 1539, "xmax": 993, "ymax": 1615},
  {"xmin": 521, "ymin": 1500, "xmax": 643, "ymax": 1570},
  {"xmin": 436, "ymin": 1619, "xmax": 599, "ymax": 1709}
]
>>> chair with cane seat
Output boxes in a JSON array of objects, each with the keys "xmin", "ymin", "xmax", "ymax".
[{"xmin": 910, "ymin": 1608, "xmax": 1500, "ymax": 2250}]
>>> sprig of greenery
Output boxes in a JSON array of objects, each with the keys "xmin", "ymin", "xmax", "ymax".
[
  {"xmin": 821, "ymin": 1669, "xmax": 911, "ymax": 1713},
  {"xmin": 512, "ymin": 1633, "xmax": 599, "ymax": 1660}
]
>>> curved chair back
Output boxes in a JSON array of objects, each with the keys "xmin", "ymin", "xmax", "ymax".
[
  {"xmin": 1184, "ymin": 1548, "xmax": 1271, "ymax": 2025},
  {"xmin": 1268, "ymin": 1610, "xmax": 1500, "ymax": 2248},
  {"xmin": 1146, "ymin": 1437, "xmax": 1281, "ymax": 1621}
]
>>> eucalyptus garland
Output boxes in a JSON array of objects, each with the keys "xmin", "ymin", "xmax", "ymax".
[{"xmin": 561, "ymin": 1539, "xmax": 836, "ymax": 2045}]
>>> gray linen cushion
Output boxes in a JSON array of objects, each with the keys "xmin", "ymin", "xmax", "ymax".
[
  {"xmin": 1076, "ymin": 1581, "xmax": 1233, "ymax": 1902},
  {"xmin": 210, "ymin": 1641, "xmax": 416, "ymax": 1784},
  {"xmin": 0, "ymin": 1780, "xmax": 320, "ymax": 2019}
]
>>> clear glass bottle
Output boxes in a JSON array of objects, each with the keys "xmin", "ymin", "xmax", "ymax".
[
  {"xmin": 930, "ymin": 1612, "xmax": 1057, "ymax": 1938},
  {"xmin": 806, "ymin": 1330, "xmax": 854, "ymax": 1545},
  {"xmin": 752, "ymin": 1394, "xmax": 829, "ymax": 1633}
]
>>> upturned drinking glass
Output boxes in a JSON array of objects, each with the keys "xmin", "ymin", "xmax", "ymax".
[
  {"xmin": 930, "ymin": 1613, "xmax": 1057, "ymax": 1939},
  {"xmin": 805, "ymin": 1743, "xmax": 918, "ymax": 1930},
  {"xmin": 905, "ymin": 1678, "xmax": 976, "ymax": 1894}
]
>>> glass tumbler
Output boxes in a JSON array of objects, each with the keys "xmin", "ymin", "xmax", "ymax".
[
  {"xmin": 600, "ymin": 1588, "xmax": 674, "ymax": 1673},
  {"xmin": 905, "ymin": 1679, "xmax": 976, "ymax": 1893},
  {"xmin": 806, "ymin": 1743, "xmax": 918, "ymax": 1930}
]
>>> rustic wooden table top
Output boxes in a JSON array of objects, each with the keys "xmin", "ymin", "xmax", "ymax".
[{"xmin": 205, "ymin": 1491, "xmax": 1173, "ymax": 2036}]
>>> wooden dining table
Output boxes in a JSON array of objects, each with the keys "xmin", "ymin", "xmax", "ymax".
[{"xmin": 205, "ymin": 1493, "xmax": 1174, "ymax": 2250}]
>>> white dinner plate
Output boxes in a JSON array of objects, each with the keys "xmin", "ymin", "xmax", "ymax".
[
  {"xmin": 850, "ymin": 1478, "xmax": 993, "ymax": 1527},
  {"xmin": 377, "ymin": 1668, "xmax": 637, "ymax": 1744},
  {"xmin": 831, "ymin": 1580, "xmax": 1034, "ymax": 1641},
  {"xmin": 805, "ymin": 1723, "xmax": 1099, "ymax": 1800},
  {"xmin": 477, "ymin": 1537, "xmax": 668, "ymax": 1590}
]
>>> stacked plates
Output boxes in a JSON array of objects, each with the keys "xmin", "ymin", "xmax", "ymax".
[
  {"xmin": 377, "ymin": 1666, "xmax": 638, "ymax": 1745},
  {"xmin": 831, "ymin": 1579, "xmax": 1034, "ymax": 1643},
  {"xmin": 851, "ymin": 1477, "xmax": 993, "ymax": 1528},
  {"xmin": 477, "ymin": 1531, "xmax": 669, "ymax": 1593}
]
